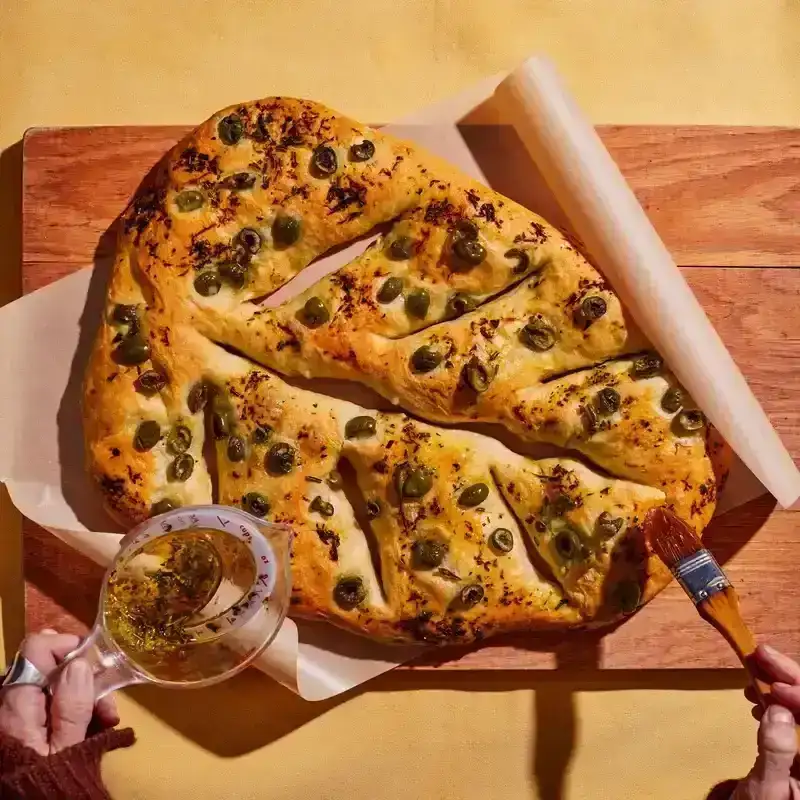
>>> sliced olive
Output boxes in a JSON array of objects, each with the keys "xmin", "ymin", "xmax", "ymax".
[
  {"xmin": 674, "ymin": 409, "xmax": 705, "ymax": 435},
  {"xmin": 661, "ymin": 387, "xmax": 684, "ymax": 413},
  {"xmin": 350, "ymin": 140, "xmax": 375, "ymax": 161},
  {"xmin": 388, "ymin": 236, "xmax": 415, "ymax": 261},
  {"xmin": 345, "ymin": 416, "xmax": 377, "ymax": 439},
  {"xmin": 210, "ymin": 409, "xmax": 229, "ymax": 440},
  {"xmin": 134, "ymin": 420, "xmax": 161, "ymax": 452},
  {"xmin": 613, "ymin": 579, "xmax": 641, "ymax": 614},
  {"xmin": 266, "ymin": 442, "xmax": 295, "ymax": 475},
  {"xmin": 298, "ymin": 296, "xmax": 329, "ymax": 328},
  {"xmin": 412, "ymin": 539, "xmax": 447, "ymax": 570},
  {"xmin": 150, "ymin": 498, "xmax": 178, "ymax": 517},
  {"xmin": 134, "ymin": 370, "xmax": 167, "ymax": 396},
  {"xmin": 166, "ymin": 425, "xmax": 192, "ymax": 455},
  {"xmin": 175, "ymin": 190, "xmax": 204, "ymax": 212},
  {"xmin": 187, "ymin": 382, "xmax": 208, "ymax": 413},
  {"xmin": 575, "ymin": 295, "xmax": 607, "ymax": 326},
  {"xmin": 459, "ymin": 482, "xmax": 489, "ymax": 507},
  {"xmin": 218, "ymin": 261, "xmax": 247, "ymax": 290},
  {"xmin": 326, "ymin": 469, "xmax": 343, "ymax": 490},
  {"xmin": 403, "ymin": 288, "xmax": 429, "ymax": 319},
  {"xmin": 504, "ymin": 248, "xmax": 530, "ymax": 274},
  {"xmin": 194, "ymin": 271, "xmax": 221, "ymax": 297},
  {"xmin": 365, "ymin": 498, "xmax": 381, "ymax": 518},
  {"xmin": 234, "ymin": 228, "xmax": 262, "ymax": 255},
  {"xmin": 272, "ymin": 214, "xmax": 302, "ymax": 246},
  {"xmin": 227, "ymin": 435, "xmax": 246, "ymax": 462},
  {"xmin": 311, "ymin": 144, "xmax": 337, "ymax": 176},
  {"xmin": 489, "ymin": 528, "xmax": 514, "ymax": 553},
  {"xmin": 112, "ymin": 304, "xmax": 138, "ymax": 325},
  {"xmin": 460, "ymin": 584, "xmax": 484, "ymax": 607},
  {"xmin": 223, "ymin": 172, "xmax": 256, "ymax": 191},
  {"xmin": 463, "ymin": 356, "xmax": 494, "ymax": 394},
  {"xmin": 445, "ymin": 292, "xmax": 477, "ymax": 319},
  {"xmin": 410, "ymin": 345, "xmax": 442, "ymax": 373},
  {"xmin": 310, "ymin": 496, "xmax": 335, "ymax": 517},
  {"xmin": 377, "ymin": 277, "xmax": 403, "ymax": 304},
  {"xmin": 630, "ymin": 353, "xmax": 663, "ymax": 379},
  {"xmin": 169, "ymin": 454, "xmax": 194, "ymax": 482},
  {"xmin": 244, "ymin": 492, "xmax": 270, "ymax": 518},
  {"xmin": 452, "ymin": 238, "xmax": 486, "ymax": 270},
  {"xmin": 333, "ymin": 577, "xmax": 366, "ymax": 610},
  {"xmin": 553, "ymin": 527, "xmax": 582, "ymax": 561},
  {"xmin": 519, "ymin": 318, "xmax": 555, "ymax": 351},
  {"xmin": 251, "ymin": 425, "xmax": 273, "ymax": 445},
  {"xmin": 218, "ymin": 114, "xmax": 244, "ymax": 145},
  {"xmin": 595, "ymin": 511, "xmax": 624, "ymax": 539},
  {"xmin": 113, "ymin": 335, "xmax": 150, "ymax": 365},
  {"xmin": 452, "ymin": 219, "xmax": 479, "ymax": 241},
  {"xmin": 594, "ymin": 387, "xmax": 621, "ymax": 416},
  {"xmin": 397, "ymin": 466, "xmax": 432, "ymax": 499},
  {"xmin": 582, "ymin": 404, "xmax": 599, "ymax": 435}
]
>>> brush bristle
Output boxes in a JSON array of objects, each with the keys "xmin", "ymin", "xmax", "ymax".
[{"xmin": 644, "ymin": 507, "xmax": 704, "ymax": 569}]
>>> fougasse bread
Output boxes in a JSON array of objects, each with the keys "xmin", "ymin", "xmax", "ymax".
[{"xmin": 83, "ymin": 98, "xmax": 728, "ymax": 644}]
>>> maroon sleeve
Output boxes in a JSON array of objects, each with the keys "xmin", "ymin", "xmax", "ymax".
[{"xmin": 0, "ymin": 728, "xmax": 134, "ymax": 800}]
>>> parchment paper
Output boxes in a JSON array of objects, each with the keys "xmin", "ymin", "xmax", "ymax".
[{"xmin": 1, "ymin": 57, "xmax": 795, "ymax": 701}]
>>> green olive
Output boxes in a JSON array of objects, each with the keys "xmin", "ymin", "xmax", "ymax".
[
  {"xmin": 333, "ymin": 577, "xmax": 366, "ymax": 610},
  {"xmin": 388, "ymin": 236, "xmax": 415, "ymax": 261},
  {"xmin": 298, "ymin": 296, "xmax": 330, "ymax": 328},
  {"xmin": 459, "ymin": 482, "xmax": 489, "ymax": 507},
  {"xmin": 593, "ymin": 387, "xmax": 621, "ymax": 416},
  {"xmin": 345, "ymin": 416, "xmax": 377, "ymax": 439},
  {"xmin": 613, "ymin": 579, "xmax": 641, "ymax": 614},
  {"xmin": 227, "ymin": 435, "xmax": 246, "ymax": 462},
  {"xmin": 326, "ymin": 470, "xmax": 343, "ymax": 490},
  {"xmin": 112, "ymin": 304, "xmax": 138, "ymax": 325},
  {"xmin": 405, "ymin": 289, "xmax": 430, "ymax": 319},
  {"xmin": 310, "ymin": 496, "xmax": 335, "ymax": 517},
  {"xmin": 460, "ymin": 584, "xmax": 485, "ymax": 607},
  {"xmin": 134, "ymin": 420, "xmax": 161, "ymax": 452},
  {"xmin": 194, "ymin": 271, "xmax": 222, "ymax": 297},
  {"xmin": 489, "ymin": 528, "xmax": 514, "ymax": 553},
  {"xmin": 452, "ymin": 237, "xmax": 486, "ymax": 270},
  {"xmin": 244, "ymin": 492, "xmax": 270, "ymax": 517},
  {"xmin": 365, "ymin": 498, "xmax": 381, "ymax": 518},
  {"xmin": 397, "ymin": 466, "xmax": 433, "ymax": 499},
  {"xmin": 377, "ymin": 277, "xmax": 404, "ymax": 304},
  {"xmin": 311, "ymin": 144, "xmax": 337, "ymax": 176},
  {"xmin": 444, "ymin": 292, "xmax": 478, "ymax": 319},
  {"xmin": 251, "ymin": 425, "xmax": 273, "ymax": 445},
  {"xmin": 519, "ymin": 318, "xmax": 555, "ymax": 351},
  {"xmin": 350, "ymin": 140, "xmax": 375, "ymax": 161},
  {"xmin": 630, "ymin": 353, "xmax": 663, "ymax": 379},
  {"xmin": 452, "ymin": 219, "xmax": 479, "ymax": 241},
  {"xmin": 553, "ymin": 527, "xmax": 582, "ymax": 561},
  {"xmin": 412, "ymin": 539, "xmax": 447, "ymax": 569},
  {"xmin": 410, "ymin": 345, "xmax": 442, "ymax": 373},
  {"xmin": 187, "ymin": 382, "xmax": 208, "ymax": 413},
  {"xmin": 504, "ymin": 248, "xmax": 530, "ymax": 274},
  {"xmin": 150, "ymin": 498, "xmax": 179, "ymax": 517},
  {"xmin": 112, "ymin": 334, "xmax": 150, "ymax": 366},
  {"xmin": 218, "ymin": 261, "xmax": 247, "ymax": 290},
  {"xmin": 595, "ymin": 511, "xmax": 624, "ymax": 539},
  {"xmin": 576, "ymin": 295, "xmax": 607, "ymax": 326},
  {"xmin": 272, "ymin": 214, "xmax": 302, "ymax": 246},
  {"xmin": 175, "ymin": 190, "xmax": 204, "ymax": 212},
  {"xmin": 134, "ymin": 370, "xmax": 167, "ymax": 396},
  {"xmin": 211, "ymin": 411, "xmax": 230, "ymax": 440},
  {"xmin": 661, "ymin": 387, "xmax": 684, "ymax": 413},
  {"xmin": 166, "ymin": 425, "xmax": 192, "ymax": 455},
  {"xmin": 674, "ymin": 409, "xmax": 705, "ymax": 435},
  {"xmin": 169, "ymin": 453, "xmax": 194, "ymax": 482},
  {"xmin": 234, "ymin": 228, "xmax": 262, "ymax": 255},
  {"xmin": 463, "ymin": 356, "xmax": 494, "ymax": 394},
  {"xmin": 266, "ymin": 442, "xmax": 296, "ymax": 475},
  {"xmin": 218, "ymin": 114, "xmax": 244, "ymax": 145},
  {"xmin": 223, "ymin": 172, "xmax": 256, "ymax": 191}
]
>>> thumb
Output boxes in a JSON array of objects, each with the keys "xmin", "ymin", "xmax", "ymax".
[
  {"xmin": 733, "ymin": 705, "xmax": 798, "ymax": 800},
  {"xmin": 49, "ymin": 659, "xmax": 95, "ymax": 753}
]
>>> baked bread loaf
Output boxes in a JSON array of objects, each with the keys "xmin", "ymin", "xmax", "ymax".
[{"xmin": 84, "ymin": 97, "xmax": 726, "ymax": 644}]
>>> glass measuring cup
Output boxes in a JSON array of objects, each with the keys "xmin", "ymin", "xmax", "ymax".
[{"xmin": 51, "ymin": 505, "xmax": 292, "ymax": 698}]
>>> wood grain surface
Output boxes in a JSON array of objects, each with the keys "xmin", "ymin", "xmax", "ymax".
[{"xmin": 19, "ymin": 124, "xmax": 800, "ymax": 670}]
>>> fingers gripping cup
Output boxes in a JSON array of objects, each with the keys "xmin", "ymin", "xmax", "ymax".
[{"xmin": 55, "ymin": 506, "xmax": 292, "ymax": 698}]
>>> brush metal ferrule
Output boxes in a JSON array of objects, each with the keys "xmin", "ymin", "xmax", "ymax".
[{"xmin": 673, "ymin": 549, "xmax": 730, "ymax": 604}]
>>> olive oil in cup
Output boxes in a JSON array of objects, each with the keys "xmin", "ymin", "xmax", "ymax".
[{"xmin": 51, "ymin": 506, "xmax": 292, "ymax": 698}]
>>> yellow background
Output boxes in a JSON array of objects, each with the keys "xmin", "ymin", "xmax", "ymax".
[{"xmin": 2, "ymin": 1, "xmax": 799, "ymax": 797}]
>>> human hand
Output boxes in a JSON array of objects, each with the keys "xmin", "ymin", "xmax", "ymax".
[
  {"xmin": 731, "ymin": 645, "xmax": 800, "ymax": 800},
  {"xmin": 0, "ymin": 630, "xmax": 119, "ymax": 756}
]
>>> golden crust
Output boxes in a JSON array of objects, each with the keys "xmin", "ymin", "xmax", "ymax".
[{"xmin": 83, "ymin": 97, "xmax": 726, "ymax": 644}]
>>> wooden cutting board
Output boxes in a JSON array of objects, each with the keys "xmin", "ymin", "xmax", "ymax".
[{"xmin": 20, "ymin": 124, "xmax": 800, "ymax": 671}]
